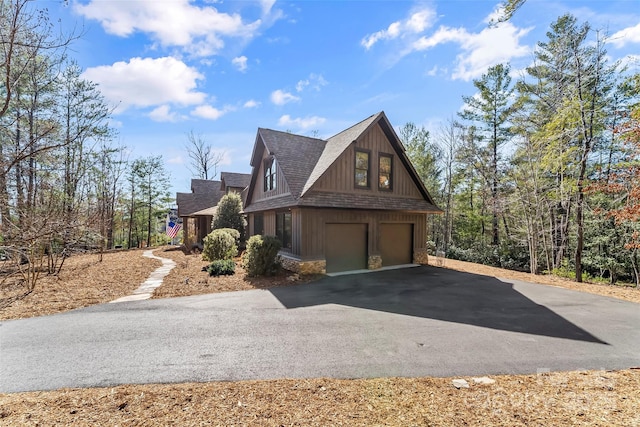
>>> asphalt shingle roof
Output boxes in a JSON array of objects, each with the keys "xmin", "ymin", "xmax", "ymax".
[
  {"xmin": 258, "ymin": 128, "xmax": 326, "ymax": 199},
  {"xmin": 177, "ymin": 179, "xmax": 225, "ymax": 217},
  {"xmin": 243, "ymin": 111, "xmax": 441, "ymax": 214},
  {"xmin": 220, "ymin": 172, "xmax": 251, "ymax": 190}
]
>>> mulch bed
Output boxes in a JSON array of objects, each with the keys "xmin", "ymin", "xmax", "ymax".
[
  {"xmin": 1, "ymin": 370, "xmax": 638, "ymax": 426},
  {"xmin": 152, "ymin": 246, "xmax": 322, "ymax": 299}
]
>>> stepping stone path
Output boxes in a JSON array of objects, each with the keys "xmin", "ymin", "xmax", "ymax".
[{"xmin": 110, "ymin": 250, "xmax": 176, "ymax": 303}]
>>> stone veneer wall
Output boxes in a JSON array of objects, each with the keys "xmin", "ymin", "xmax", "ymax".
[
  {"xmin": 368, "ymin": 255, "xmax": 382, "ymax": 270},
  {"xmin": 279, "ymin": 254, "xmax": 326, "ymax": 275},
  {"xmin": 413, "ymin": 248, "xmax": 429, "ymax": 265}
]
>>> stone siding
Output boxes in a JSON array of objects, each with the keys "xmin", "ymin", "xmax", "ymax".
[
  {"xmin": 368, "ymin": 255, "xmax": 382, "ymax": 270},
  {"xmin": 413, "ymin": 248, "xmax": 429, "ymax": 265},
  {"xmin": 279, "ymin": 254, "xmax": 326, "ymax": 275}
]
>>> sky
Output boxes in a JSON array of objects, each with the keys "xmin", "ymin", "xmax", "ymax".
[{"xmin": 45, "ymin": 0, "xmax": 640, "ymax": 200}]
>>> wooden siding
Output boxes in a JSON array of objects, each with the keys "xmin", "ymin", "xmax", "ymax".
[
  {"xmin": 313, "ymin": 124, "xmax": 422, "ymax": 199},
  {"xmin": 248, "ymin": 141, "xmax": 291, "ymax": 205},
  {"xmin": 299, "ymin": 208, "xmax": 427, "ymax": 259},
  {"xmin": 264, "ymin": 211, "xmax": 276, "ymax": 236}
]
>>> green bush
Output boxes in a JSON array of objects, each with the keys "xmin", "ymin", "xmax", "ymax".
[
  {"xmin": 242, "ymin": 235, "xmax": 281, "ymax": 277},
  {"xmin": 215, "ymin": 227, "xmax": 241, "ymax": 247},
  {"xmin": 212, "ymin": 193, "xmax": 246, "ymax": 246},
  {"xmin": 202, "ymin": 229, "xmax": 237, "ymax": 261},
  {"xmin": 207, "ymin": 259, "xmax": 236, "ymax": 276}
]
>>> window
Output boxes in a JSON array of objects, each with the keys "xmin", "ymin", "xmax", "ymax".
[
  {"xmin": 379, "ymin": 153, "xmax": 393, "ymax": 190},
  {"xmin": 276, "ymin": 212, "xmax": 292, "ymax": 250},
  {"xmin": 264, "ymin": 157, "xmax": 276, "ymax": 192},
  {"xmin": 253, "ymin": 213, "xmax": 264, "ymax": 236},
  {"xmin": 355, "ymin": 149, "xmax": 370, "ymax": 188}
]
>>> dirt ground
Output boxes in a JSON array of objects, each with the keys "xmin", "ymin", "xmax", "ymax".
[
  {"xmin": 152, "ymin": 246, "xmax": 320, "ymax": 299},
  {"xmin": 433, "ymin": 257, "xmax": 640, "ymax": 304},
  {"xmin": 1, "ymin": 370, "xmax": 638, "ymax": 426},
  {"xmin": 0, "ymin": 249, "xmax": 160, "ymax": 321},
  {"xmin": 2, "ymin": 247, "xmax": 639, "ymax": 425}
]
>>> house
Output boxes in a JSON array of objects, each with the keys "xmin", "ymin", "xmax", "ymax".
[
  {"xmin": 220, "ymin": 172, "xmax": 252, "ymax": 205},
  {"xmin": 177, "ymin": 173, "xmax": 252, "ymax": 248},
  {"xmin": 242, "ymin": 111, "xmax": 441, "ymax": 274},
  {"xmin": 176, "ymin": 179, "xmax": 224, "ymax": 248}
]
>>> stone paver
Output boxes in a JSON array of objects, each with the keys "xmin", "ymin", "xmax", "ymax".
[{"xmin": 110, "ymin": 250, "xmax": 176, "ymax": 303}]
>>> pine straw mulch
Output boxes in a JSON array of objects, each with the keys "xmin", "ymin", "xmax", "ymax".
[
  {"xmin": 0, "ymin": 249, "xmax": 160, "ymax": 321},
  {"xmin": 2, "ymin": 249, "xmax": 640, "ymax": 425},
  {"xmin": 1, "ymin": 369, "xmax": 638, "ymax": 426},
  {"xmin": 151, "ymin": 246, "xmax": 322, "ymax": 299},
  {"xmin": 432, "ymin": 258, "xmax": 640, "ymax": 304}
]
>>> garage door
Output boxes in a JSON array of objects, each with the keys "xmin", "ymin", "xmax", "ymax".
[
  {"xmin": 380, "ymin": 223, "xmax": 413, "ymax": 267},
  {"xmin": 325, "ymin": 223, "xmax": 367, "ymax": 273}
]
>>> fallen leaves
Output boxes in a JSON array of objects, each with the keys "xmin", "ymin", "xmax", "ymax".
[{"xmin": 1, "ymin": 371, "xmax": 638, "ymax": 426}]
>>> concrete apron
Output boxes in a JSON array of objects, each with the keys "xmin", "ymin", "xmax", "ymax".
[{"xmin": 110, "ymin": 250, "xmax": 176, "ymax": 303}]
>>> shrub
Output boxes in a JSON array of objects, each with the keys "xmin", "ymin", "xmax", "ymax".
[
  {"xmin": 212, "ymin": 193, "xmax": 246, "ymax": 246},
  {"xmin": 215, "ymin": 227, "xmax": 241, "ymax": 247},
  {"xmin": 207, "ymin": 259, "xmax": 236, "ymax": 276},
  {"xmin": 242, "ymin": 235, "xmax": 281, "ymax": 277},
  {"xmin": 202, "ymin": 229, "xmax": 237, "ymax": 261}
]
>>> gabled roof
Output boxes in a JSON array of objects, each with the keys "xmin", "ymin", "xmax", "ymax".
[
  {"xmin": 177, "ymin": 179, "xmax": 225, "ymax": 217},
  {"xmin": 220, "ymin": 172, "xmax": 251, "ymax": 190},
  {"xmin": 302, "ymin": 112, "xmax": 380, "ymax": 195},
  {"xmin": 244, "ymin": 129, "xmax": 326, "ymax": 207},
  {"xmin": 243, "ymin": 111, "xmax": 441, "ymax": 213}
]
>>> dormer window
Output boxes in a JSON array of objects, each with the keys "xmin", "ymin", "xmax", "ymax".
[
  {"xmin": 264, "ymin": 157, "xmax": 276, "ymax": 192},
  {"xmin": 355, "ymin": 149, "xmax": 370, "ymax": 188},
  {"xmin": 379, "ymin": 153, "xmax": 393, "ymax": 191}
]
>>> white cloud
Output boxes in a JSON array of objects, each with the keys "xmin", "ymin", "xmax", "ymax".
[
  {"xmin": 610, "ymin": 22, "xmax": 640, "ymax": 48},
  {"xmin": 149, "ymin": 105, "xmax": 183, "ymax": 122},
  {"xmin": 243, "ymin": 99, "xmax": 260, "ymax": 108},
  {"xmin": 363, "ymin": 6, "xmax": 531, "ymax": 81},
  {"xmin": 270, "ymin": 89, "xmax": 300, "ymax": 105},
  {"xmin": 82, "ymin": 57, "xmax": 206, "ymax": 113},
  {"xmin": 167, "ymin": 155, "xmax": 184, "ymax": 165},
  {"xmin": 361, "ymin": 7, "xmax": 437, "ymax": 50},
  {"xmin": 232, "ymin": 56, "xmax": 248, "ymax": 72},
  {"xmin": 74, "ymin": 0, "xmax": 266, "ymax": 57},
  {"xmin": 260, "ymin": 0, "xmax": 277, "ymax": 14},
  {"xmin": 278, "ymin": 114, "xmax": 326, "ymax": 130},
  {"xmin": 411, "ymin": 21, "xmax": 531, "ymax": 81},
  {"xmin": 191, "ymin": 105, "xmax": 233, "ymax": 120},
  {"xmin": 452, "ymin": 23, "xmax": 532, "ymax": 81},
  {"xmin": 296, "ymin": 73, "xmax": 328, "ymax": 92}
]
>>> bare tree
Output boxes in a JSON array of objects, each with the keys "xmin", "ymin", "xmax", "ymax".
[{"xmin": 185, "ymin": 130, "xmax": 224, "ymax": 180}]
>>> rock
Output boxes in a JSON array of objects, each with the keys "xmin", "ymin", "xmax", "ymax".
[
  {"xmin": 452, "ymin": 379, "xmax": 469, "ymax": 389},
  {"xmin": 472, "ymin": 376, "xmax": 496, "ymax": 385}
]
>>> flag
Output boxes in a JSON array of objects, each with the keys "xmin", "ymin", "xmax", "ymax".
[{"xmin": 166, "ymin": 221, "xmax": 181, "ymax": 238}]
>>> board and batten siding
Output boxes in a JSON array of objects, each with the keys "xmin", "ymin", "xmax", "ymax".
[
  {"xmin": 248, "ymin": 140, "xmax": 291, "ymax": 205},
  {"xmin": 299, "ymin": 208, "xmax": 427, "ymax": 260},
  {"xmin": 313, "ymin": 124, "xmax": 422, "ymax": 199}
]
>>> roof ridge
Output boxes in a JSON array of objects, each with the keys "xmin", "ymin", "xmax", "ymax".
[
  {"xmin": 301, "ymin": 112, "xmax": 384, "ymax": 196},
  {"xmin": 326, "ymin": 111, "xmax": 382, "ymax": 140},
  {"xmin": 258, "ymin": 127, "xmax": 327, "ymax": 142}
]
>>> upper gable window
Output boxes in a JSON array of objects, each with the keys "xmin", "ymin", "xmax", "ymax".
[
  {"xmin": 379, "ymin": 153, "xmax": 393, "ymax": 191},
  {"xmin": 264, "ymin": 157, "xmax": 276, "ymax": 192},
  {"xmin": 355, "ymin": 149, "xmax": 370, "ymax": 188}
]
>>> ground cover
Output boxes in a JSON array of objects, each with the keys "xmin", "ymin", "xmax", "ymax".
[{"xmin": 2, "ymin": 247, "xmax": 639, "ymax": 425}]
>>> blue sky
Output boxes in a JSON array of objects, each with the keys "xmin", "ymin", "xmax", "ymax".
[{"xmin": 49, "ymin": 0, "xmax": 640, "ymax": 198}]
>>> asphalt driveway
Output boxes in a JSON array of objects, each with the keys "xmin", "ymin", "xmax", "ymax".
[{"xmin": 2, "ymin": 266, "xmax": 639, "ymax": 392}]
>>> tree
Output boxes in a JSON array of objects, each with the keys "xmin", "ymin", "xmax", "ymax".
[
  {"xmin": 212, "ymin": 193, "xmax": 246, "ymax": 245},
  {"xmin": 518, "ymin": 15, "xmax": 615, "ymax": 282},
  {"xmin": 398, "ymin": 123, "xmax": 442, "ymax": 196},
  {"xmin": 132, "ymin": 156, "xmax": 171, "ymax": 248},
  {"xmin": 588, "ymin": 73, "xmax": 640, "ymax": 285},
  {"xmin": 460, "ymin": 63, "xmax": 515, "ymax": 246},
  {"xmin": 185, "ymin": 131, "xmax": 224, "ymax": 179}
]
